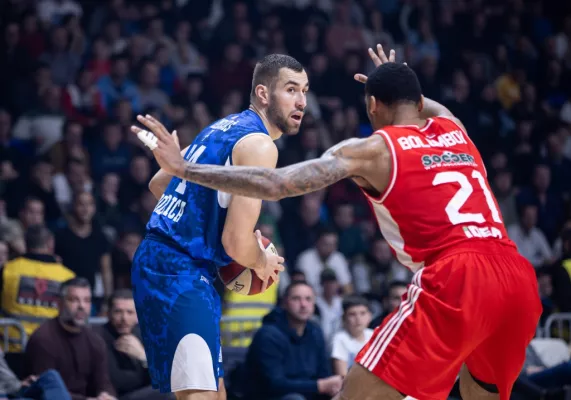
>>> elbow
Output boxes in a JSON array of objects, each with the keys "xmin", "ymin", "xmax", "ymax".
[{"xmin": 221, "ymin": 230, "xmax": 244, "ymax": 261}]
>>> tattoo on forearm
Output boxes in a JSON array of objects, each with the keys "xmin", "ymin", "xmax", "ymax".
[{"xmin": 181, "ymin": 156, "xmax": 350, "ymax": 201}]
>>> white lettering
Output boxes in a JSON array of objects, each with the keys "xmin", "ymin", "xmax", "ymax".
[{"xmin": 396, "ymin": 130, "xmax": 469, "ymax": 151}]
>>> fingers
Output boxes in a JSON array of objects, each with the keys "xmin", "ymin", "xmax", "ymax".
[
  {"xmin": 368, "ymin": 47, "xmax": 382, "ymax": 67},
  {"xmin": 388, "ymin": 49, "xmax": 396, "ymax": 63},
  {"xmin": 172, "ymin": 130, "xmax": 179, "ymax": 147},
  {"xmin": 277, "ymin": 256, "xmax": 285, "ymax": 265},
  {"xmin": 136, "ymin": 115, "xmax": 170, "ymax": 143},
  {"xmin": 354, "ymin": 73, "xmax": 367, "ymax": 84},
  {"xmin": 377, "ymin": 44, "xmax": 389, "ymax": 63},
  {"xmin": 261, "ymin": 277, "xmax": 269, "ymax": 293}
]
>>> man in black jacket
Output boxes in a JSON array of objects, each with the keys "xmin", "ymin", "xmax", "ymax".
[{"xmin": 96, "ymin": 289, "xmax": 173, "ymax": 400}]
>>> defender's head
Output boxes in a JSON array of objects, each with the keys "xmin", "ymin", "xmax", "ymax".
[
  {"xmin": 365, "ymin": 63, "xmax": 423, "ymax": 129},
  {"xmin": 250, "ymin": 54, "xmax": 308, "ymax": 135}
]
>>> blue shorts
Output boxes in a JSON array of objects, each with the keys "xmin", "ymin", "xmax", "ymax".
[{"xmin": 131, "ymin": 237, "xmax": 223, "ymax": 393}]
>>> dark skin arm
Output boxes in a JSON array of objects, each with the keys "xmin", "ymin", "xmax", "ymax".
[{"xmin": 132, "ymin": 115, "xmax": 391, "ymax": 201}]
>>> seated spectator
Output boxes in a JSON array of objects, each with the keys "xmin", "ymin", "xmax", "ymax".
[
  {"xmin": 314, "ymin": 269, "xmax": 343, "ymax": 348},
  {"xmin": 1, "ymin": 225, "xmax": 75, "ymax": 351},
  {"xmin": 331, "ymin": 297, "xmax": 373, "ymax": 377},
  {"xmin": 96, "ymin": 290, "xmax": 171, "ymax": 400},
  {"xmin": 24, "ymin": 277, "xmax": 116, "ymax": 400},
  {"xmin": 296, "ymin": 227, "xmax": 353, "ymax": 295},
  {"xmin": 507, "ymin": 204, "xmax": 554, "ymax": 268},
  {"xmin": 0, "ymin": 347, "xmax": 71, "ymax": 400},
  {"xmin": 244, "ymin": 281, "xmax": 342, "ymax": 400},
  {"xmin": 369, "ymin": 280, "xmax": 408, "ymax": 329}
]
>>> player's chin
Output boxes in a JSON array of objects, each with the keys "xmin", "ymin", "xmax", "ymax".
[{"xmin": 285, "ymin": 122, "xmax": 302, "ymax": 135}]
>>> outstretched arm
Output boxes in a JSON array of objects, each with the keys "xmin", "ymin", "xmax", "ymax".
[
  {"xmin": 131, "ymin": 115, "xmax": 382, "ymax": 201},
  {"xmin": 178, "ymin": 152, "xmax": 351, "ymax": 201}
]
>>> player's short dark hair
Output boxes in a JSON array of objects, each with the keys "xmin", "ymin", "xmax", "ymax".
[
  {"xmin": 250, "ymin": 54, "xmax": 304, "ymax": 102},
  {"xmin": 108, "ymin": 289, "xmax": 134, "ymax": 310},
  {"xmin": 342, "ymin": 296, "xmax": 371, "ymax": 314},
  {"xmin": 365, "ymin": 63, "xmax": 422, "ymax": 107},
  {"xmin": 59, "ymin": 277, "xmax": 91, "ymax": 297},
  {"xmin": 25, "ymin": 224, "xmax": 53, "ymax": 251},
  {"xmin": 318, "ymin": 226, "xmax": 338, "ymax": 239}
]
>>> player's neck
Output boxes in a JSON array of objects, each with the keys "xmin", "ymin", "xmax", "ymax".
[
  {"xmin": 248, "ymin": 104, "xmax": 283, "ymax": 140},
  {"xmin": 391, "ymin": 108, "xmax": 426, "ymax": 128}
]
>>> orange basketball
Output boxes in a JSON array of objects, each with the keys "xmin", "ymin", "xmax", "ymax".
[{"xmin": 219, "ymin": 236, "xmax": 279, "ymax": 295}]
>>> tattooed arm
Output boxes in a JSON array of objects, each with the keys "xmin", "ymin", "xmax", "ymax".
[
  {"xmin": 133, "ymin": 114, "xmax": 391, "ymax": 201},
  {"xmin": 177, "ymin": 135, "xmax": 389, "ymax": 201}
]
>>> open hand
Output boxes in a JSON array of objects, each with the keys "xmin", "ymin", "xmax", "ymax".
[
  {"xmin": 131, "ymin": 115, "xmax": 183, "ymax": 176},
  {"xmin": 254, "ymin": 230, "xmax": 284, "ymax": 292},
  {"xmin": 354, "ymin": 44, "xmax": 398, "ymax": 84}
]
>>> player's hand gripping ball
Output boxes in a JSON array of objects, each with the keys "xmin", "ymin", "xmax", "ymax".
[{"xmin": 219, "ymin": 236, "xmax": 279, "ymax": 295}]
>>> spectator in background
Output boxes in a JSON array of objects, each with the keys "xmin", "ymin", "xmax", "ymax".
[
  {"xmin": 111, "ymin": 231, "xmax": 141, "ymax": 289},
  {"xmin": 49, "ymin": 121, "xmax": 89, "ymax": 175},
  {"xmin": 118, "ymin": 155, "xmax": 150, "ymax": 213},
  {"xmin": 296, "ymin": 227, "xmax": 352, "ymax": 296},
  {"xmin": 244, "ymin": 282, "xmax": 342, "ymax": 400},
  {"xmin": 369, "ymin": 280, "xmax": 408, "ymax": 329},
  {"xmin": 24, "ymin": 277, "xmax": 116, "ymax": 400},
  {"xmin": 314, "ymin": 269, "xmax": 343, "ymax": 348},
  {"xmin": 17, "ymin": 197, "xmax": 45, "ymax": 234},
  {"xmin": 12, "ymin": 86, "xmax": 66, "ymax": 155},
  {"xmin": 96, "ymin": 290, "xmax": 171, "ymax": 400},
  {"xmin": 55, "ymin": 192, "xmax": 113, "ymax": 311},
  {"xmin": 332, "ymin": 203, "xmax": 367, "ymax": 260},
  {"xmin": 0, "ymin": 347, "xmax": 71, "ymax": 400},
  {"xmin": 61, "ymin": 69, "xmax": 106, "ymax": 127},
  {"xmin": 23, "ymin": 158, "xmax": 62, "ymax": 225},
  {"xmin": 0, "ymin": 240, "xmax": 8, "ymax": 268},
  {"xmin": 39, "ymin": 26, "xmax": 81, "ymax": 86},
  {"xmin": 90, "ymin": 120, "xmax": 131, "ymax": 181},
  {"xmin": 97, "ymin": 54, "xmax": 141, "ymax": 114},
  {"xmin": 331, "ymin": 297, "xmax": 373, "ymax": 377},
  {"xmin": 53, "ymin": 159, "xmax": 93, "ymax": 211},
  {"xmin": 492, "ymin": 169, "xmax": 519, "ymax": 227},
  {"xmin": 508, "ymin": 204, "xmax": 554, "ymax": 268},
  {"xmin": 0, "ymin": 198, "xmax": 25, "ymax": 255},
  {"xmin": 1, "ymin": 225, "xmax": 75, "ymax": 351}
]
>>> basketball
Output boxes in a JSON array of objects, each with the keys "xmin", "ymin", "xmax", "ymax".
[{"xmin": 219, "ymin": 236, "xmax": 279, "ymax": 295}]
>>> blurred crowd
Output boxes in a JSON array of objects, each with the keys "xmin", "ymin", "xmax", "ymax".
[{"xmin": 1, "ymin": 0, "xmax": 571, "ymax": 399}]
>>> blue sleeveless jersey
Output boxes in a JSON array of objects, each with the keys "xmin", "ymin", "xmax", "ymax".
[{"xmin": 145, "ymin": 109, "xmax": 269, "ymax": 274}]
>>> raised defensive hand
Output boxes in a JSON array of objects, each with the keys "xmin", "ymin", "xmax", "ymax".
[
  {"xmin": 131, "ymin": 114, "xmax": 183, "ymax": 176},
  {"xmin": 354, "ymin": 44, "xmax": 397, "ymax": 84}
]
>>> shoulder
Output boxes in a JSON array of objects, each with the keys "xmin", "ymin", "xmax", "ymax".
[
  {"xmin": 332, "ymin": 330, "xmax": 350, "ymax": 344},
  {"xmin": 253, "ymin": 324, "xmax": 286, "ymax": 344},
  {"xmin": 86, "ymin": 327, "xmax": 108, "ymax": 349},
  {"xmin": 232, "ymin": 133, "xmax": 277, "ymax": 167}
]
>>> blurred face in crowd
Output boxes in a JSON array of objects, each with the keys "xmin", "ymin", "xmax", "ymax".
[
  {"xmin": 284, "ymin": 284, "xmax": 315, "ymax": 324},
  {"xmin": 65, "ymin": 122, "xmax": 83, "ymax": 147},
  {"xmin": 493, "ymin": 171, "xmax": 512, "ymax": 195},
  {"xmin": 321, "ymin": 277, "xmax": 339, "ymax": 299},
  {"xmin": 0, "ymin": 241, "xmax": 8, "ymax": 266},
  {"xmin": 59, "ymin": 285, "xmax": 91, "ymax": 328},
  {"xmin": 110, "ymin": 297, "xmax": 138, "ymax": 334},
  {"xmin": 112, "ymin": 58, "xmax": 129, "ymax": 80},
  {"xmin": 299, "ymin": 195, "xmax": 321, "ymax": 226},
  {"xmin": 316, "ymin": 232, "xmax": 338, "ymax": 260},
  {"xmin": 532, "ymin": 165, "xmax": 551, "ymax": 193},
  {"xmin": 31, "ymin": 161, "xmax": 53, "ymax": 188},
  {"xmin": 120, "ymin": 233, "xmax": 142, "ymax": 261},
  {"xmin": 51, "ymin": 27, "xmax": 68, "ymax": 52},
  {"xmin": 103, "ymin": 123, "xmax": 122, "ymax": 151},
  {"xmin": 344, "ymin": 304, "xmax": 372, "ymax": 337},
  {"xmin": 387, "ymin": 284, "xmax": 407, "ymax": 312},
  {"xmin": 101, "ymin": 173, "xmax": 120, "ymax": 196},
  {"xmin": 20, "ymin": 199, "xmax": 44, "ymax": 228},
  {"xmin": 74, "ymin": 192, "xmax": 96, "ymax": 224},
  {"xmin": 301, "ymin": 128, "xmax": 319, "ymax": 151},
  {"xmin": 521, "ymin": 205, "xmax": 538, "ymax": 231},
  {"xmin": 334, "ymin": 204, "xmax": 355, "ymax": 230},
  {"xmin": 130, "ymin": 156, "xmax": 150, "ymax": 184},
  {"xmin": 264, "ymin": 67, "xmax": 309, "ymax": 136},
  {"xmin": 537, "ymin": 274, "xmax": 552, "ymax": 298},
  {"xmin": 371, "ymin": 238, "xmax": 393, "ymax": 265},
  {"xmin": 141, "ymin": 62, "xmax": 159, "ymax": 88}
]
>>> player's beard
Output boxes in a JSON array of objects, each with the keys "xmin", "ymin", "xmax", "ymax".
[{"xmin": 267, "ymin": 93, "xmax": 299, "ymax": 135}]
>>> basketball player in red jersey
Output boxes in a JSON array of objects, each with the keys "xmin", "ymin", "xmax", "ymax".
[{"xmin": 135, "ymin": 46, "xmax": 542, "ymax": 400}]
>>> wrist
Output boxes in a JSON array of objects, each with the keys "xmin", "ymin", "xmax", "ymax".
[{"xmin": 174, "ymin": 159, "xmax": 187, "ymax": 178}]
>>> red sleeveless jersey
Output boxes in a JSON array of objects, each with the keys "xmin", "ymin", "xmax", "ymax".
[{"xmin": 363, "ymin": 116, "xmax": 516, "ymax": 272}]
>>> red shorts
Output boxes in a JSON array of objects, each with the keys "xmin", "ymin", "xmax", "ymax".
[{"xmin": 355, "ymin": 245, "xmax": 541, "ymax": 400}]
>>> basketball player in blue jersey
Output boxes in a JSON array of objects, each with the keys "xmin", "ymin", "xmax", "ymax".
[{"xmin": 130, "ymin": 54, "xmax": 309, "ymax": 400}]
